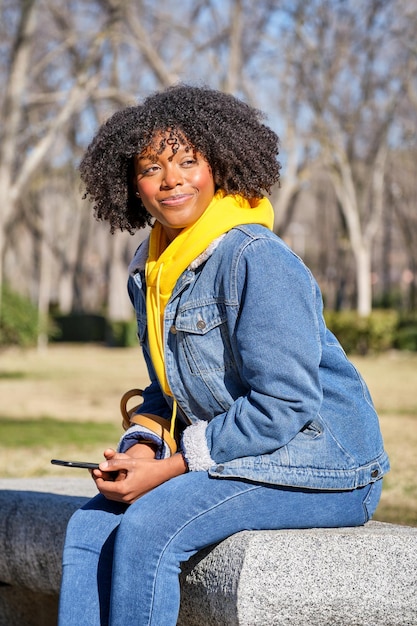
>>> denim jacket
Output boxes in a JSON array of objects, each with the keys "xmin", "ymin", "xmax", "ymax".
[{"xmin": 121, "ymin": 224, "xmax": 390, "ymax": 490}]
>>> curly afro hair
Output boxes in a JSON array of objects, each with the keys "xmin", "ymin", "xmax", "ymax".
[{"xmin": 80, "ymin": 84, "xmax": 281, "ymax": 233}]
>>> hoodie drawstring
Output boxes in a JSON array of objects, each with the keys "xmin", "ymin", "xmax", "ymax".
[
  {"xmin": 155, "ymin": 263, "xmax": 163, "ymax": 350},
  {"xmin": 155, "ymin": 263, "xmax": 178, "ymax": 444}
]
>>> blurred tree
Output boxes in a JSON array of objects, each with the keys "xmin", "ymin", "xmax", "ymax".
[
  {"xmin": 0, "ymin": 0, "xmax": 118, "ymax": 318},
  {"xmin": 389, "ymin": 152, "xmax": 417, "ymax": 311},
  {"xmin": 0, "ymin": 0, "xmax": 416, "ymax": 346},
  {"xmin": 274, "ymin": 0, "xmax": 413, "ymax": 316}
]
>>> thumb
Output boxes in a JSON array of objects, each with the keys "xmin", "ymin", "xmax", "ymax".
[{"xmin": 103, "ymin": 448, "xmax": 116, "ymax": 460}]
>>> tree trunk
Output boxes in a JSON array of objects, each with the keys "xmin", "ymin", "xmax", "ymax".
[
  {"xmin": 329, "ymin": 157, "xmax": 373, "ymax": 317},
  {"xmin": 107, "ymin": 233, "xmax": 133, "ymax": 322},
  {"xmin": 355, "ymin": 245, "xmax": 372, "ymax": 317}
]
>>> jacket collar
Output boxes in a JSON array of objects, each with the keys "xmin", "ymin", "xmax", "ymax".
[{"xmin": 129, "ymin": 233, "xmax": 226, "ymax": 276}]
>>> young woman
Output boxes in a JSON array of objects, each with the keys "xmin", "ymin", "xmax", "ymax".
[{"xmin": 58, "ymin": 84, "xmax": 389, "ymax": 626}]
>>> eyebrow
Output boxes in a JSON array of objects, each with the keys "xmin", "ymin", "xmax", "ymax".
[
  {"xmin": 136, "ymin": 153, "xmax": 158, "ymax": 163},
  {"xmin": 136, "ymin": 142, "xmax": 194, "ymax": 161}
]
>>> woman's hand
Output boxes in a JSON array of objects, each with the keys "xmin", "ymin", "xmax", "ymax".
[{"xmin": 91, "ymin": 444, "xmax": 188, "ymax": 504}]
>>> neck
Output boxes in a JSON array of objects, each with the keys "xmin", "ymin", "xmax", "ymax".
[{"xmin": 162, "ymin": 225, "xmax": 184, "ymax": 244}]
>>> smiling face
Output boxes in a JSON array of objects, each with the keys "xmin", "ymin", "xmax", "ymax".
[{"xmin": 133, "ymin": 131, "xmax": 216, "ymax": 242}]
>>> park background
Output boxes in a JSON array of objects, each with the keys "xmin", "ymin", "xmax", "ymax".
[{"xmin": 0, "ymin": 0, "xmax": 416, "ymax": 526}]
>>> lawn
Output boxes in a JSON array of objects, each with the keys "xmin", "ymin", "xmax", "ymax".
[{"xmin": 0, "ymin": 344, "xmax": 416, "ymax": 526}]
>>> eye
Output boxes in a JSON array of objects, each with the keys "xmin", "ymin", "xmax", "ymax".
[
  {"xmin": 181, "ymin": 158, "xmax": 197, "ymax": 167},
  {"xmin": 140, "ymin": 164, "xmax": 160, "ymax": 176}
]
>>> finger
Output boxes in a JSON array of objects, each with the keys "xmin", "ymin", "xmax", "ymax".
[
  {"xmin": 114, "ymin": 469, "xmax": 128, "ymax": 482},
  {"xmin": 99, "ymin": 457, "xmax": 132, "ymax": 473},
  {"xmin": 93, "ymin": 468, "xmax": 120, "ymax": 481},
  {"xmin": 95, "ymin": 477, "xmax": 131, "ymax": 503}
]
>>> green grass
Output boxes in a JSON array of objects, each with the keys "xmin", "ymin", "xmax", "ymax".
[
  {"xmin": 0, "ymin": 345, "xmax": 416, "ymax": 525},
  {"xmin": 0, "ymin": 417, "xmax": 120, "ymax": 448},
  {"xmin": 0, "ymin": 371, "xmax": 26, "ymax": 380}
]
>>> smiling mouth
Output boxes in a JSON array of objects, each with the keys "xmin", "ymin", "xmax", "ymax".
[{"xmin": 159, "ymin": 194, "xmax": 193, "ymax": 207}]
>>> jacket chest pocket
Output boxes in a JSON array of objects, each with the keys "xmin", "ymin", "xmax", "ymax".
[{"xmin": 171, "ymin": 303, "xmax": 234, "ymax": 375}]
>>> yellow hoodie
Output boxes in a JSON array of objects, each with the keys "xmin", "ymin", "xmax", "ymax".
[{"xmin": 145, "ymin": 190, "xmax": 274, "ymax": 399}]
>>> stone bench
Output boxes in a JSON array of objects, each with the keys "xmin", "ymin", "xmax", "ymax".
[{"xmin": 0, "ymin": 478, "xmax": 416, "ymax": 626}]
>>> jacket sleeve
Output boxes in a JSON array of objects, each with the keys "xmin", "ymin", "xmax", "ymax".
[{"xmin": 181, "ymin": 236, "xmax": 324, "ymax": 470}]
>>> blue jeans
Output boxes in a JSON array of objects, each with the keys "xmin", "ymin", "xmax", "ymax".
[{"xmin": 59, "ymin": 473, "xmax": 382, "ymax": 626}]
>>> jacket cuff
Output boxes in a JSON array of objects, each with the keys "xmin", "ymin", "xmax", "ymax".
[
  {"xmin": 117, "ymin": 424, "xmax": 172, "ymax": 459},
  {"xmin": 181, "ymin": 421, "xmax": 214, "ymax": 471}
]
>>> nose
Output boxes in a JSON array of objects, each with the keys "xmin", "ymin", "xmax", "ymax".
[{"xmin": 161, "ymin": 163, "xmax": 183, "ymax": 189}]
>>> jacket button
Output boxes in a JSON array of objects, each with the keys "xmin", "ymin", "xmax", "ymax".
[
  {"xmin": 216, "ymin": 465, "xmax": 225, "ymax": 473},
  {"xmin": 170, "ymin": 325, "xmax": 177, "ymax": 334},
  {"xmin": 196, "ymin": 320, "xmax": 206, "ymax": 330},
  {"xmin": 371, "ymin": 469, "xmax": 379, "ymax": 478}
]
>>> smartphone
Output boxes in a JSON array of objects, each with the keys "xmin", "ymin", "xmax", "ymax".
[{"xmin": 51, "ymin": 459, "xmax": 100, "ymax": 470}]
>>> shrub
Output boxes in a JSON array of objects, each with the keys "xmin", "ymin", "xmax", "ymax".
[
  {"xmin": 106, "ymin": 319, "xmax": 138, "ymax": 347},
  {"xmin": 0, "ymin": 285, "xmax": 39, "ymax": 348},
  {"xmin": 53, "ymin": 314, "xmax": 107, "ymax": 342},
  {"xmin": 52, "ymin": 314, "xmax": 138, "ymax": 347},
  {"xmin": 394, "ymin": 316, "xmax": 417, "ymax": 351},
  {"xmin": 324, "ymin": 309, "xmax": 398, "ymax": 354}
]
